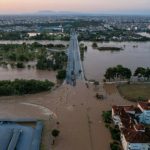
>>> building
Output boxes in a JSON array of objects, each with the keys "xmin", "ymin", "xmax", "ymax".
[
  {"xmin": 0, "ymin": 120, "xmax": 43, "ymax": 150},
  {"xmin": 112, "ymin": 101, "xmax": 150, "ymax": 150},
  {"xmin": 138, "ymin": 101, "xmax": 150, "ymax": 124}
]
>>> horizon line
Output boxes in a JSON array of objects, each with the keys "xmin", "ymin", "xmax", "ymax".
[{"xmin": 0, "ymin": 11, "xmax": 150, "ymax": 16}]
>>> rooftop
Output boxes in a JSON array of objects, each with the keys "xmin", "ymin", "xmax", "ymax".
[
  {"xmin": 112, "ymin": 102, "xmax": 150, "ymax": 143},
  {"xmin": 0, "ymin": 120, "xmax": 43, "ymax": 150},
  {"xmin": 138, "ymin": 101, "xmax": 150, "ymax": 111},
  {"xmin": 122, "ymin": 128, "xmax": 150, "ymax": 143}
]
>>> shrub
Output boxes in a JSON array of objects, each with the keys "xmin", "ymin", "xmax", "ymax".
[
  {"xmin": 102, "ymin": 111, "xmax": 112, "ymax": 124},
  {"xmin": 16, "ymin": 62, "xmax": 25, "ymax": 68},
  {"xmin": 51, "ymin": 129, "xmax": 60, "ymax": 138},
  {"xmin": 109, "ymin": 126, "xmax": 120, "ymax": 141},
  {"xmin": 56, "ymin": 70, "xmax": 66, "ymax": 80},
  {"xmin": 110, "ymin": 142, "xmax": 120, "ymax": 150}
]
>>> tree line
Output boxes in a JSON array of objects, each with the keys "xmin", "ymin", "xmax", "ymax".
[
  {"xmin": 0, "ymin": 43, "xmax": 67, "ymax": 71},
  {"xmin": 134, "ymin": 67, "xmax": 150, "ymax": 79},
  {"xmin": 0, "ymin": 32, "xmax": 70, "ymax": 41},
  {"xmin": 0, "ymin": 79, "xmax": 54, "ymax": 96},
  {"xmin": 104, "ymin": 65, "xmax": 150, "ymax": 81}
]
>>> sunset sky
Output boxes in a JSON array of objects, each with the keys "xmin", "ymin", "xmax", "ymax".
[{"xmin": 0, "ymin": 0, "xmax": 150, "ymax": 14}]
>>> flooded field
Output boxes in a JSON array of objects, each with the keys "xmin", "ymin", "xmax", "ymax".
[
  {"xmin": 0, "ymin": 40, "xmax": 150, "ymax": 82},
  {"xmin": 0, "ymin": 67, "xmax": 57, "ymax": 82},
  {"xmin": 0, "ymin": 40, "xmax": 69, "ymax": 81},
  {"xmin": 82, "ymin": 41, "xmax": 150, "ymax": 81}
]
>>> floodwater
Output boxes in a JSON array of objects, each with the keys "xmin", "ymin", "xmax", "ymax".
[
  {"xmin": 82, "ymin": 41, "xmax": 150, "ymax": 81},
  {"xmin": 0, "ymin": 40, "xmax": 150, "ymax": 82},
  {"xmin": 0, "ymin": 67, "xmax": 57, "ymax": 82},
  {"xmin": 0, "ymin": 40, "xmax": 68, "ymax": 82},
  {"xmin": 0, "ymin": 40, "xmax": 68, "ymax": 45}
]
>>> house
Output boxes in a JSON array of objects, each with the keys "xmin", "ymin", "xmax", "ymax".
[
  {"xmin": 121, "ymin": 127, "xmax": 150, "ymax": 150},
  {"xmin": 112, "ymin": 101, "xmax": 150, "ymax": 150}
]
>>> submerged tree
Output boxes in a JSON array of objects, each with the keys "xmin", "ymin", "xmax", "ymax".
[
  {"xmin": 134, "ymin": 67, "xmax": 146, "ymax": 77},
  {"xmin": 56, "ymin": 70, "xmax": 66, "ymax": 80},
  {"xmin": 104, "ymin": 65, "xmax": 132, "ymax": 80},
  {"xmin": 51, "ymin": 129, "xmax": 60, "ymax": 145},
  {"xmin": 134, "ymin": 67, "xmax": 150, "ymax": 80}
]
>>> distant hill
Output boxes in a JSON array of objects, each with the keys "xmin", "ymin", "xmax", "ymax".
[{"xmin": 36, "ymin": 10, "xmax": 90, "ymax": 16}]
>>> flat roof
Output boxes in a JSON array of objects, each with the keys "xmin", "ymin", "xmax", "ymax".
[{"xmin": 0, "ymin": 121, "xmax": 43, "ymax": 150}]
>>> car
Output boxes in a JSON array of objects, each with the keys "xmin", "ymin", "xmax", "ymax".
[{"xmin": 79, "ymin": 70, "xmax": 82, "ymax": 74}]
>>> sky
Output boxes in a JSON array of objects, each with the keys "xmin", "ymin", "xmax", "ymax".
[{"xmin": 0, "ymin": 0, "xmax": 150, "ymax": 15}]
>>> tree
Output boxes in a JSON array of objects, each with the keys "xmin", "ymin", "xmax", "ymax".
[
  {"xmin": 145, "ymin": 68, "xmax": 150, "ymax": 79},
  {"xmin": 110, "ymin": 142, "xmax": 120, "ymax": 150},
  {"xmin": 51, "ymin": 129, "xmax": 60, "ymax": 145},
  {"xmin": 104, "ymin": 65, "xmax": 132, "ymax": 80},
  {"xmin": 8, "ymin": 52, "xmax": 17, "ymax": 61},
  {"xmin": 16, "ymin": 62, "xmax": 25, "ymax": 68},
  {"xmin": 51, "ymin": 129, "xmax": 60, "ymax": 138},
  {"xmin": 104, "ymin": 67, "xmax": 116, "ymax": 80},
  {"xmin": 134, "ymin": 67, "xmax": 146, "ymax": 77},
  {"xmin": 56, "ymin": 70, "xmax": 66, "ymax": 80}
]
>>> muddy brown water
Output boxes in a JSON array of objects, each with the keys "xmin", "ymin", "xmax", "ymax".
[
  {"xmin": 0, "ymin": 40, "xmax": 150, "ymax": 82},
  {"xmin": 0, "ymin": 67, "xmax": 57, "ymax": 82},
  {"xmin": 83, "ymin": 41, "xmax": 150, "ymax": 81}
]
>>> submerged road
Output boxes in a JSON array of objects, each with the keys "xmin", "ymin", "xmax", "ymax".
[{"xmin": 66, "ymin": 31, "xmax": 84, "ymax": 85}]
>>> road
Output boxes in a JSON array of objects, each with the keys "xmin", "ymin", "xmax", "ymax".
[{"xmin": 66, "ymin": 31, "xmax": 84, "ymax": 85}]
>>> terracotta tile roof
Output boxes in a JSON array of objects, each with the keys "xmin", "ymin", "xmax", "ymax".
[
  {"xmin": 121, "ymin": 128, "xmax": 150, "ymax": 143},
  {"xmin": 112, "ymin": 105, "xmax": 135, "ymax": 129},
  {"xmin": 112, "ymin": 103, "xmax": 150, "ymax": 143},
  {"xmin": 112, "ymin": 105, "xmax": 135, "ymax": 115},
  {"xmin": 134, "ymin": 124, "xmax": 145, "ymax": 131},
  {"xmin": 124, "ymin": 106, "xmax": 135, "ymax": 112},
  {"xmin": 138, "ymin": 102, "xmax": 150, "ymax": 110}
]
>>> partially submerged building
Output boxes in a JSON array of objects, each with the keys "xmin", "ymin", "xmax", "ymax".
[
  {"xmin": 0, "ymin": 120, "xmax": 43, "ymax": 150},
  {"xmin": 112, "ymin": 101, "xmax": 150, "ymax": 150}
]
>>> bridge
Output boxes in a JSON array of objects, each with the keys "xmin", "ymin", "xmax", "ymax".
[{"xmin": 66, "ymin": 30, "xmax": 84, "ymax": 86}]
